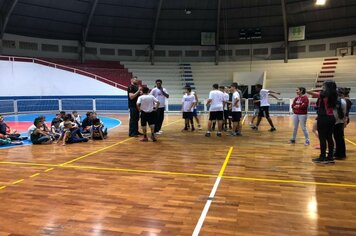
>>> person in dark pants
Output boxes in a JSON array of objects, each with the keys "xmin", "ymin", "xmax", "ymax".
[
  {"xmin": 307, "ymin": 80, "xmax": 338, "ymax": 164},
  {"xmin": 150, "ymin": 79, "xmax": 169, "ymax": 134},
  {"xmin": 127, "ymin": 76, "xmax": 142, "ymax": 137},
  {"xmin": 333, "ymin": 88, "xmax": 347, "ymax": 159}
]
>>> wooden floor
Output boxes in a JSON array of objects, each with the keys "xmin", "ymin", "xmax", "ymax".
[{"xmin": 1, "ymin": 114, "xmax": 356, "ymax": 236}]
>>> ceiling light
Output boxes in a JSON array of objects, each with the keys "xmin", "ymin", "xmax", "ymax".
[
  {"xmin": 184, "ymin": 9, "xmax": 192, "ymax": 15},
  {"xmin": 315, "ymin": 0, "xmax": 326, "ymax": 6}
]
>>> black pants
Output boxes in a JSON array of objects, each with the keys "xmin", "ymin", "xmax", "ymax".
[
  {"xmin": 333, "ymin": 123, "xmax": 346, "ymax": 157},
  {"xmin": 154, "ymin": 107, "xmax": 165, "ymax": 133},
  {"xmin": 129, "ymin": 107, "xmax": 139, "ymax": 136},
  {"xmin": 317, "ymin": 115, "xmax": 335, "ymax": 159}
]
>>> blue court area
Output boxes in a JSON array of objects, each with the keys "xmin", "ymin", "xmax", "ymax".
[{"xmin": 0, "ymin": 113, "xmax": 121, "ymax": 149}]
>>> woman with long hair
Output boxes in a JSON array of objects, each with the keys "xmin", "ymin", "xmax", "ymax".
[
  {"xmin": 290, "ymin": 87, "xmax": 310, "ymax": 145},
  {"xmin": 307, "ymin": 80, "xmax": 337, "ymax": 164}
]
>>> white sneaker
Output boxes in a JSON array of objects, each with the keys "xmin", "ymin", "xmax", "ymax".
[{"xmin": 156, "ymin": 131, "xmax": 163, "ymax": 135}]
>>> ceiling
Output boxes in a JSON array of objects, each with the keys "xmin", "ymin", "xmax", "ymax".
[{"xmin": 0, "ymin": 0, "xmax": 355, "ymax": 45}]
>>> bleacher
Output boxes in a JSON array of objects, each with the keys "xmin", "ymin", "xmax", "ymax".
[
  {"xmin": 121, "ymin": 56, "xmax": 356, "ymax": 111},
  {"xmin": 333, "ymin": 56, "xmax": 356, "ymax": 90},
  {"xmin": 45, "ymin": 59, "xmax": 133, "ymax": 87}
]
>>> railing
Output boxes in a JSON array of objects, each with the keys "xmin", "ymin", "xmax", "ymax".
[
  {"xmin": 0, "ymin": 55, "xmax": 128, "ymax": 90},
  {"xmin": 1, "ymin": 97, "xmax": 355, "ymax": 115}
]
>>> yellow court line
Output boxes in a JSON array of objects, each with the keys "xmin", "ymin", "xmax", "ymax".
[
  {"xmin": 345, "ymin": 138, "xmax": 356, "ymax": 146},
  {"xmin": 30, "ymin": 173, "xmax": 40, "ymax": 178},
  {"xmin": 60, "ymin": 119, "xmax": 182, "ymax": 166},
  {"xmin": 0, "ymin": 186, "xmax": 6, "ymax": 190},
  {"xmin": 0, "ymin": 160, "xmax": 355, "ymax": 188},
  {"xmin": 218, "ymin": 147, "xmax": 234, "ymax": 177},
  {"xmin": 59, "ymin": 137, "xmax": 135, "ymax": 166},
  {"xmin": 64, "ymin": 165, "xmax": 214, "ymax": 178},
  {"xmin": 0, "ymin": 161, "xmax": 58, "ymax": 168},
  {"xmin": 44, "ymin": 168, "xmax": 54, "ymax": 172},
  {"xmin": 12, "ymin": 179, "xmax": 24, "ymax": 185},
  {"xmin": 223, "ymin": 175, "xmax": 356, "ymax": 188}
]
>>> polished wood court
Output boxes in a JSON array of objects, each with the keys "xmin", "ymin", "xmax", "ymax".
[{"xmin": 0, "ymin": 114, "xmax": 356, "ymax": 236}]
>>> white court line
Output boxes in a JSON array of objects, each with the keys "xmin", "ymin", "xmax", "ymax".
[
  {"xmin": 192, "ymin": 177, "xmax": 222, "ymax": 236},
  {"xmin": 192, "ymin": 147, "xmax": 233, "ymax": 236}
]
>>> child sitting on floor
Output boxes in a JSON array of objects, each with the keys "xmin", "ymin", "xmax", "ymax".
[
  {"xmin": 91, "ymin": 118, "xmax": 108, "ymax": 140},
  {"xmin": 57, "ymin": 121, "xmax": 88, "ymax": 146}
]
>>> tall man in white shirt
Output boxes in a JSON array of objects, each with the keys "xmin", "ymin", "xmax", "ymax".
[
  {"xmin": 205, "ymin": 84, "xmax": 226, "ymax": 137},
  {"xmin": 230, "ymin": 83, "xmax": 242, "ymax": 136},
  {"xmin": 253, "ymin": 84, "xmax": 281, "ymax": 132},
  {"xmin": 137, "ymin": 87, "xmax": 160, "ymax": 142},
  {"xmin": 150, "ymin": 79, "xmax": 169, "ymax": 134}
]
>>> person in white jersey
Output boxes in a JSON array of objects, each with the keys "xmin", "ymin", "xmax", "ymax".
[
  {"xmin": 150, "ymin": 79, "xmax": 169, "ymax": 134},
  {"xmin": 253, "ymin": 84, "xmax": 281, "ymax": 132},
  {"xmin": 205, "ymin": 84, "xmax": 226, "ymax": 137},
  {"xmin": 137, "ymin": 87, "xmax": 160, "ymax": 142},
  {"xmin": 181, "ymin": 87, "xmax": 197, "ymax": 131},
  {"xmin": 230, "ymin": 83, "xmax": 242, "ymax": 136},
  {"xmin": 223, "ymin": 86, "xmax": 231, "ymax": 131}
]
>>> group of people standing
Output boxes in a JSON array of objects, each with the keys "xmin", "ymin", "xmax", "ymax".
[
  {"xmin": 127, "ymin": 76, "xmax": 352, "ymax": 164},
  {"xmin": 128, "ymin": 76, "xmax": 169, "ymax": 141},
  {"xmin": 284, "ymin": 80, "xmax": 351, "ymax": 164}
]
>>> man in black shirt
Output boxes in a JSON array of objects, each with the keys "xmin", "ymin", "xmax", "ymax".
[{"xmin": 127, "ymin": 76, "xmax": 142, "ymax": 137}]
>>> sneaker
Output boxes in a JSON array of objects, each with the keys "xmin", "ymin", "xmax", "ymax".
[
  {"xmin": 198, "ymin": 125, "xmax": 202, "ymax": 130},
  {"xmin": 334, "ymin": 155, "xmax": 346, "ymax": 160},
  {"xmin": 289, "ymin": 139, "xmax": 296, "ymax": 144},
  {"xmin": 182, "ymin": 127, "xmax": 188, "ymax": 131},
  {"xmin": 326, "ymin": 157, "xmax": 335, "ymax": 164},
  {"xmin": 251, "ymin": 126, "xmax": 258, "ymax": 130},
  {"xmin": 312, "ymin": 157, "xmax": 327, "ymax": 164},
  {"xmin": 205, "ymin": 132, "xmax": 211, "ymax": 137},
  {"xmin": 217, "ymin": 132, "xmax": 222, "ymax": 137},
  {"xmin": 155, "ymin": 131, "xmax": 163, "ymax": 135},
  {"xmin": 140, "ymin": 137, "xmax": 148, "ymax": 142},
  {"xmin": 151, "ymin": 135, "xmax": 157, "ymax": 142},
  {"xmin": 191, "ymin": 127, "xmax": 195, "ymax": 131},
  {"xmin": 269, "ymin": 127, "xmax": 276, "ymax": 132},
  {"xmin": 304, "ymin": 140, "xmax": 310, "ymax": 146}
]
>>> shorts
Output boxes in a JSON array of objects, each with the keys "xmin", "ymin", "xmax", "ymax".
[
  {"xmin": 258, "ymin": 106, "xmax": 270, "ymax": 118},
  {"xmin": 224, "ymin": 110, "xmax": 230, "ymax": 120},
  {"xmin": 183, "ymin": 112, "xmax": 193, "ymax": 119},
  {"xmin": 192, "ymin": 108, "xmax": 198, "ymax": 117},
  {"xmin": 231, "ymin": 112, "xmax": 242, "ymax": 122},
  {"xmin": 253, "ymin": 108, "xmax": 259, "ymax": 116},
  {"xmin": 140, "ymin": 111, "xmax": 155, "ymax": 126},
  {"xmin": 209, "ymin": 111, "xmax": 224, "ymax": 121}
]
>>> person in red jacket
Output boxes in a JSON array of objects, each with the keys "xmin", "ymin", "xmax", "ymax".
[{"xmin": 290, "ymin": 87, "xmax": 310, "ymax": 145}]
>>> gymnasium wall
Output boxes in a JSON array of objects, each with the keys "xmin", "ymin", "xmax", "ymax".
[
  {"xmin": 0, "ymin": 61, "xmax": 126, "ymax": 97},
  {"xmin": 2, "ymin": 33, "xmax": 356, "ymax": 62}
]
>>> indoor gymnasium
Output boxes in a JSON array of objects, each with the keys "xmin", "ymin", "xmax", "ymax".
[{"xmin": 0, "ymin": 0, "xmax": 356, "ymax": 235}]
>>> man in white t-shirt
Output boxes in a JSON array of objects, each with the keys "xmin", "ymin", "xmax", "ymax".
[
  {"xmin": 253, "ymin": 84, "xmax": 281, "ymax": 132},
  {"xmin": 230, "ymin": 83, "xmax": 242, "ymax": 136},
  {"xmin": 181, "ymin": 87, "xmax": 197, "ymax": 131},
  {"xmin": 205, "ymin": 84, "xmax": 226, "ymax": 137},
  {"xmin": 137, "ymin": 87, "xmax": 160, "ymax": 142},
  {"xmin": 150, "ymin": 79, "xmax": 169, "ymax": 134}
]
